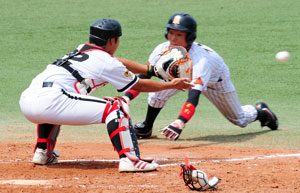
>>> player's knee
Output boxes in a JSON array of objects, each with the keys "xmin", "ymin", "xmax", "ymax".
[
  {"xmin": 148, "ymin": 98, "xmax": 166, "ymax": 108},
  {"xmin": 103, "ymin": 97, "xmax": 130, "ymax": 124}
]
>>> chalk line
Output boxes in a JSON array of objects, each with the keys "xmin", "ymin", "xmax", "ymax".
[{"xmin": 0, "ymin": 153, "xmax": 299, "ymax": 167}]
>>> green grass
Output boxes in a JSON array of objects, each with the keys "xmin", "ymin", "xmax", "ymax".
[{"xmin": 1, "ymin": 0, "xmax": 299, "ymax": 150}]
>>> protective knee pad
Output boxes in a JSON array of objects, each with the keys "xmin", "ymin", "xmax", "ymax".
[
  {"xmin": 107, "ymin": 117, "xmax": 140, "ymax": 161},
  {"xmin": 34, "ymin": 124, "xmax": 60, "ymax": 157},
  {"xmin": 102, "ymin": 97, "xmax": 130, "ymax": 123}
]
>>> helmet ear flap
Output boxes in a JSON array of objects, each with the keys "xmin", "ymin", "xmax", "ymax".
[
  {"xmin": 164, "ymin": 30, "xmax": 169, "ymax": 40},
  {"xmin": 186, "ymin": 32, "xmax": 196, "ymax": 45}
]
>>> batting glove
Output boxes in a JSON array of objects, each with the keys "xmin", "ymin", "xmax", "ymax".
[{"xmin": 160, "ymin": 119, "xmax": 185, "ymax": 141}]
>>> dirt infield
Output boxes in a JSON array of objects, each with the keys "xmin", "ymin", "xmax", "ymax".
[{"xmin": 0, "ymin": 142, "xmax": 300, "ymax": 193}]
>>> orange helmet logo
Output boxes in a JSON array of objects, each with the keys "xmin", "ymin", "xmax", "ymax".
[{"xmin": 173, "ymin": 15, "xmax": 181, "ymax": 25}]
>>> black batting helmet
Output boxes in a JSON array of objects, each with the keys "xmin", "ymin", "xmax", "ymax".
[
  {"xmin": 89, "ymin": 19, "xmax": 122, "ymax": 47},
  {"xmin": 165, "ymin": 13, "xmax": 197, "ymax": 45}
]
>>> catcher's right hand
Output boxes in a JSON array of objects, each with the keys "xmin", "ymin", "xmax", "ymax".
[
  {"xmin": 154, "ymin": 46, "xmax": 192, "ymax": 81},
  {"xmin": 160, "ymin": 119, "xmax": 185, "ymax": 141}
]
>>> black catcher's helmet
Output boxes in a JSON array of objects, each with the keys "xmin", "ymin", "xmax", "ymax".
[
  {"xmin": 89, "ymin": 19, "xmax": 122, "ymax": 47},
  {"xmin": 165, "ymin": 13, "xmax": 197, "ymax": 45}
]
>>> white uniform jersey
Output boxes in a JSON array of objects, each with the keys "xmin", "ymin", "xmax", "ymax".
[
  {"xmin": 147, "ymin": 41, "xmax": 257, "ymax": 127},
  {"xmin": 148, "ymin": 41, "xmax": 232, "ymax": 92},
  {"xmin": 29, "ymin": 43, "xmax": 138, "ymax": 94},
  {"xmin": 20, "ymin": 43, "xmax": 138, "ymax": 125}
]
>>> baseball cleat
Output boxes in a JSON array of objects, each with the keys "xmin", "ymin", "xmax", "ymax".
[
  {"xmin": 118, "ymin": 157, "xmax": 159, "ymax": 172},
  {"xmin": 255, "ymin": 101, "xmax": 278, "ymax": 130},
  {"xmin": 134, "ymin": 122, "xmax": 153, "ymax": 139},
  {"xmin": 141, "ymin": 157, "xmax": 156, "ymax": 164},
  {"xmin": 32, "ymin": 148, "xmax": 59, "ymax": 165}
]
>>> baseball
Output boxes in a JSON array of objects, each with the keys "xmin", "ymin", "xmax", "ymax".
[{"xmin": 276, "ymin": 51, "xmax": 290, "ymax": 62}]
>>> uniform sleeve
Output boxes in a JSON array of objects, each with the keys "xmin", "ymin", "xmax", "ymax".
[
  {"xmin": 102, "ymin": 58, "xmax": 139, "ymax": 93},
  {"xmin": 147, "ymin": 42, "xmax": 170, "ymax": 66}
]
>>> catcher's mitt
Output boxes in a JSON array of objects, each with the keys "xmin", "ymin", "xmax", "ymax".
[
  {"xmin": 155, "ymin": 46, "xmax": 192, "ymax": 81},
  {"xmin": 180, "ymin": 157, "xmax": 220, "ymax": 191}
]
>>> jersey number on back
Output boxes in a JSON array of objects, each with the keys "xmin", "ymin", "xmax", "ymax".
[{"xmin": 70, "ymin": 53, "xmax": 89, "ymax": 62}]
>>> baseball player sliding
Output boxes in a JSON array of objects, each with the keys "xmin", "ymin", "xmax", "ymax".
[
  {"xmin": 125, "ymin": 13, "xmax": 278, "ymax": 141},
  {"xmin": 19, "ymin": 18, "xmax": 192, "ymax": 172}
]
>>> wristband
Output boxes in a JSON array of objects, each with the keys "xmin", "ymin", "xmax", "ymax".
[
  {"xmin": 124, "ymin": 89, "xmax": 140, "ymax": 100},
  {"xmin": 178, "ymin": 102, "xmax": 196, "ymax": 123},
  {"xmin": 147, "ymin": 65, "xmax": 156, "ymax": 76}
]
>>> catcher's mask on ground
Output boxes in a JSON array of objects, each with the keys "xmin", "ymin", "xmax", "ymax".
[
  {"xmin": 180, "ymin": 157, "xmax": 220, "ymax": 191},
  {"xmin": 165, "ymin": 13, "xmax": 197, "ymax": 45}
]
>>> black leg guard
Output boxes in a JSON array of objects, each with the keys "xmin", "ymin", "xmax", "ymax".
[
  {"xmin": 129, "ymin": 118, "xmax": 140, "ymax": 158},
  {"xmin": 107, "ymin": 118, "xmax": 140, "ymax": 161},
  {"xmin": 34, "ymin": 124, "xmax": 60, "ymax": 157}
]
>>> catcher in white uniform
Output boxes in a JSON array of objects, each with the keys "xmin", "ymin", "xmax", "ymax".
[
  {"xmin": 125, "ymin": 13, "xmax": 278, "ymax": 141},
  {"xmin": 19, "ymin": 18, "xmax": 192, "ymax": 172}
]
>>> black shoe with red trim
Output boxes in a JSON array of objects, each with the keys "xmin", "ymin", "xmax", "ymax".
[
  {"xmin": 134, "ymin": 122, "xmax": 152, "ymax": 139},
  {"xmin": 256, "ymin": 101, "xmax": 278, "ymax": 130}
]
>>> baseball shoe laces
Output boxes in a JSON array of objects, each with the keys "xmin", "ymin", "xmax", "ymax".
[
  {"xmin": 32, "ymin": 148, "xmax": 59, "ymax": 165},
  {"xmin": 118, "ymin": 157, "xmax": 159, "ymax": 172}
]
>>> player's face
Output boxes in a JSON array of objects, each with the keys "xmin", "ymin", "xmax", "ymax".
[{"xmin": 167, "ymin": 29, "xmax": 189, "ymax": 48}]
